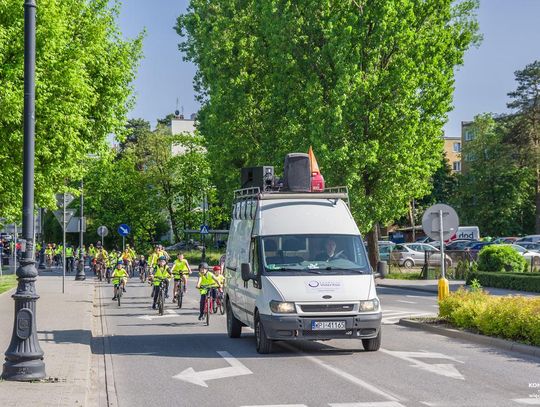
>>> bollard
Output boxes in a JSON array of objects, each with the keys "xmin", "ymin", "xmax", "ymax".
[{"xmin": 438, "ymin": 277, "xmax": 450, "ymax": 301}]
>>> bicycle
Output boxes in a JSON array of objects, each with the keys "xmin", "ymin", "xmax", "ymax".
[
  {"xmin": 200, "ymin": 285, "xmax": 217, "ymax": 326},
  {"xmin": 138, "ymin": 264, "xmax": 147, "ymax": 283},
  {"xmin": 155, "ymin": 280, "xmax": 168, "ymax": 316},
  {"xmin": 114, "ymin": 282, "xmax": 123, "ymax": 306},
  {"xmin": 95, "ymin": 261, "xmax": 105, "ymax": 282},
  {"xmin": 173, "ymin": 278, "xmax": 185, "ymax": 309},
  {"xmin": 215, "ymin": 288, "xmax": 225, "ymax": 315}
]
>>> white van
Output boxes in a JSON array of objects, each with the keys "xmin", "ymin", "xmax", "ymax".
[
  {"xmin": 453, "ymin": 226, "xmax": 480, "ymax": 241},
  {"xmin": 224, "ymin": 187, "xmax": 382, "ymax": 354}
]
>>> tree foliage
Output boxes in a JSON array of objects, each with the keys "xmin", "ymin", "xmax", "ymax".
[
  {"xmin": 177, "ymin": 0, "xmax": 480, "ymax": 264},
  {"xmin": 455, "ymin": 114, "xmax": 534, "ymax": 236},
  {"xmin": 0, "ymin": 0, "xmax": 142, "ymax": 219}
]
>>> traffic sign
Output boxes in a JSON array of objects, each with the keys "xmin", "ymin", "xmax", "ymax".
[
  {"xmin": 97, "ymin": 225, "xmax": 109, "ymax": 237},
  {"xmin": 53, "ymin": 209, "xmax": 76, "ymax": 228},
  {"xmin": 56, "ymin": 193, "xmax": 74, "ymax": 208},
  {"xmin": 118, "ymin": 224, "xmax": 131, "ymax": 236},
  {"xmin": 421, "ymin": 204, "xmax": 459, "ymax": 241},
  {"xmin": 200, "ymin": 225, "xmax": 209, "ymax": 235}
]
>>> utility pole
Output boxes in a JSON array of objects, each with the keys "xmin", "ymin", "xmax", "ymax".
[
  {"xmin": 2, "ymin": 0, "xmax": 46, "ymax": 381},
  {"xmin": 75, "ymin": 180, "xmax": 86, "ymax": 280}
]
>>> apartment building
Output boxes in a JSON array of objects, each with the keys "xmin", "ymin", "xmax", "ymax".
[{"xmin": 443, "ymin": 135, "xmax": 462, "ymax": 173}]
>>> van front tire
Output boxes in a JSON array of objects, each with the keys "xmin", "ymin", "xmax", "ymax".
[
  {"xmin": 226, "ymin": 300, "xmax": 242, "ymax": 338},
  {"xmin": 255, "ymin": 313, "xmax": 273, "ymax": 354},
  {"xmin": 362, "ymin": 331, "xmax": 381, "ymax": 351}
]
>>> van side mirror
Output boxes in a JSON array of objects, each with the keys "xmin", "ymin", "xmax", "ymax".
[{"xmin": 241, "ymin": 263, "xmax": 252, "ymax": 282}]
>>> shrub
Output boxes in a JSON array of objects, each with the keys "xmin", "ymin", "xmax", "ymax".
[
  {"xmin": 477, "ymin": 245, "xmax": 527, "ymax": 273},
  {"xmin": 439, "ymin": 289, "xmax": 540, "ymax": 346},
  {"xmin": 466, "ymin": 271, "xmax": 540, "ymax": 293}
]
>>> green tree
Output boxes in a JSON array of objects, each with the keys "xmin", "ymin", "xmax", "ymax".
[
  {"xmin": 0, "ymin": 0, "xmax": 142, "ymax": 219},
  {"xmin": 505, "ymin": 61, "xmax": 540, "ymax": 232},
  {"xmin": 177, "ymin": 0, "xmax": 480, "ymax": 265},
  {"xmin": 455, "ymin": 114, "xmax": 534, "ymax": 236}
]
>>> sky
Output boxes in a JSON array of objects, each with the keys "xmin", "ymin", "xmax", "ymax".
[{"xmin": 118, "ymin": 0, "xmax": 540, "ymax": 136}]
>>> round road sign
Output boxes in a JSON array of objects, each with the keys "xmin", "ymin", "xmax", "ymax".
[
  {"xmin": 97, "ymin": 225, "xmax": 109, "ymax": 237},
  {"xmin": 421, "ymin": 204, "xmax": 459, "ymax": 241}
]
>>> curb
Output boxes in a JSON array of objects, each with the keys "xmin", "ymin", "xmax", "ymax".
[
  {"xmin": 376, "ymin": 283, "xmax": 440, "ymax": 294},
  {"xmin": 398, "ymin": 318, "xmax": 540, "ymax": 359}
]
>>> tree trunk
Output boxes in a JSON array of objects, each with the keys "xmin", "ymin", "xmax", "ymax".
[
  {"xmin": 366, "ymin": 224, "xmax": 380, "ymax": 270},
  {"xmin": 536, "ymin": 166, "xmax": 540, "ymax": 233},
  {"xmin": 408, "ymin": 201, "xmax": 415, "ymax": 242}
]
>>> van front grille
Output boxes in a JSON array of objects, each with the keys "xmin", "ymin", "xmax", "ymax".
[{"xmin": 299, "ymin": 304, "xmax": 355, "ymax": 313}]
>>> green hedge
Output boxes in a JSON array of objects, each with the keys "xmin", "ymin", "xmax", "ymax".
[
  {"xmin": 477, "ymin": 245, "xmax": 527, "ymax": 273},
  {"xmin": 439, "ymin": 288, "xmax": 540, "ymax": 346},
  {"xmin": 466, "ymin": 271, "xmax": 540, "ymax": 293}
]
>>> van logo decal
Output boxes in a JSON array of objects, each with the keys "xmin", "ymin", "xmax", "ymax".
[{"xmin": 308, "ymin": 281, "xmax": 320, "ymax": 288}]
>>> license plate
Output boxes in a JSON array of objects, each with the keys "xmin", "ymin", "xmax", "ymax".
[{"xmin": 311, "ymin": 321, "xmax": 346, "ymax": 330}]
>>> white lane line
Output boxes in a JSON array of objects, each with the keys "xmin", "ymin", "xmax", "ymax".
[
  {"xmin": 514, "ymin": 399, "xmax": 540, "ymax": 405},
  {"xmin": 406, "ymin": 295, "xmax": 431, "ymax": 299},
  {"xmin": 330, "ymin": 402, "xmax": 407, "ymax": 407},
  {"xmin": 241, "ymin": 405, "xmax": 308, "ymax": 407},
  {"xmin": 395, "ymin": 300, "xmax": 416, "ymax": 304},
  {"xmin": 281, "ymin": 343, "xmax": 402, "ymax": 403}
]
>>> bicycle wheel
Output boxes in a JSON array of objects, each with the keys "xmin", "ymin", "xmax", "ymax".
[
  {"xmin": 178, "ymin": 283, "xmax": 183, "ymax": 309},
  {"xmin": 206, "ymin": 298, "xmax": 210, "ymax": 326},
  {"xmin": 117, "ymin": 290, "xmax": 121, "ymax": 307},
  {"xmin": 218, "ymin": 295, "xmax": 224, "ymax": 315},
  {"xmin": 158, "ymin": 290, "xmax": 164, "ymax": 315}
]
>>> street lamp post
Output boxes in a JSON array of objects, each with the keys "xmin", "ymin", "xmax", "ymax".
[
  {"xmin": 2, "ymin": 0, "xmax": 46, "ymax": 381},
  {"xmin": 75, "ymin": 179, "xmax": 85, "ymax": 280},
  {"xmin": 38, "ymin": 207, "xmax": 46, "ymax": 269}
]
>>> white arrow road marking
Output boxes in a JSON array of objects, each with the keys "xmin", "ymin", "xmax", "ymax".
[
  {"xmin": 138, "ymin": 309, "xmax": 180, "ymax": 321},
  {"xmin": 329, "ymin": 403, "xmax": 407, "ymax": 407},
  {"xmin": 380, "ymin": 349, "xmax": 465, "ymax": 380},
  {"xmin": 514, "ymin": 398, "xmax": 540, "ymax": 405},
  {"xmin": 173, "ymin": 351, "xmax": 252, "ymax": 387}
]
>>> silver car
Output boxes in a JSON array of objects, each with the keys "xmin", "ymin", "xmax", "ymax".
[{"xmin": 392, "ymin": 243, "xmax": 452, "ymax": 269}]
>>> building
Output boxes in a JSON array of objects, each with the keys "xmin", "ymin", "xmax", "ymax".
[
  {"xmin": 170, "ymin": 113, "xmax": 196, "ymax": 155},
  {"xmin": 443, "ymin": 135, "xmax": 462, "ymax": 173}
]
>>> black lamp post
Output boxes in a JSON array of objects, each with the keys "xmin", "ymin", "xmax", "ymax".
[
  {"xmin": 2, "ymin": 0, "xmax": 46, "ymax": 381},
  {"xmin": 38, "ymin": 207, "xmax": 46, "ymax": 269}
]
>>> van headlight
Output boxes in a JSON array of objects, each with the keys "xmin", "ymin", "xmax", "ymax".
[
  {"xmin": 270, "ymin": 300, "xmax": 296, "ymax": 313},
  {"xmin": 359, "ymin": 298, "xmax": 379, "ymax": 312}
]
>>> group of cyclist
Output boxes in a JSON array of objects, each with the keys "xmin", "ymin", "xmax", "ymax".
[{"xmin": 103, "ymin": 244, "xmax": 224, "ymax": 321}]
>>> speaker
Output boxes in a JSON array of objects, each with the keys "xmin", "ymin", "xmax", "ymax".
[
  {"xmin": 283, "ymin": 153, "xmax": 311, "ymax": 192},
  {"xmin": 240, "ymin": 166, "xmax": 275, "ymax": 190}
]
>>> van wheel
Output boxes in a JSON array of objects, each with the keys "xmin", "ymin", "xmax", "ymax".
[
  {"xmin": 255, "ymin": 313, "xmax": 273, "ymax": 354},
  {"xmin": 226, "ymin": 300, "xmax": 242, "ymax": 338},
  {"xmin": 403, "ymin": 259, "xmax": 414, "ymax": 269},
  {"xmin": 362, "ymin": 331, "xmax": 381, "ymax": 352}
]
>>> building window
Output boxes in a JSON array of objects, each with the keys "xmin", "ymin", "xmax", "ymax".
[
  {"xmin": 464, "ymin": 130, "xmax": 474, "ymax": 141},
  {"xmin": 453, "ymin": 142, "xmax": 461, "ymax": 152},
  {"xmin": 452, "ymin": 161, "xmax": 461, "ymax": 172},
  {"xmin": 464, "ymin": 153, "xmax": 474, "ymax": 162}
]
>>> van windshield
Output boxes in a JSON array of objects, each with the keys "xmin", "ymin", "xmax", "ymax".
[{"xmin": 261, "ymin": 234, "xmax": 370, "ymax": 274}]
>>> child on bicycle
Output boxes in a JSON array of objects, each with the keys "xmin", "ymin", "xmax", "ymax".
[
  {"xmin": 171, "ymin": 253, "xmax": 191, "ymax": 302},
  {"xmin": 152, "ymin": 256, "xmax": 171, "ymax": 309},
  {"xmin": 196, "ymin": 262, "xmax": 222, "ymax": 320},
  {"xmin": 112, "ymin": 261, "xmax": 129, "ymax": 300}
]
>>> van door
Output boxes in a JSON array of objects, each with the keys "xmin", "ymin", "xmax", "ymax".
[{"xmin": 243, "ymin": 238, "xmax": 261, "ymax": 327}]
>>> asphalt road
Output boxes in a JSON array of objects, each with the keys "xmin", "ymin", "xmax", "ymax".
[{"xmin": 96, "ymin": 276, "xmax": 540, "ymax": 407}]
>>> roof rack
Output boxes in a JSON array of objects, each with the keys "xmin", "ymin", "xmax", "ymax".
[{"xmin": 232, "ymin": 186, "xmax": 350, "ymax": 220}]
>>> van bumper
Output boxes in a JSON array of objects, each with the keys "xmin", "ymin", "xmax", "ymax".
[{"xmin": 259, "ymin": 312, "xmax": 382, "ymax": 341}]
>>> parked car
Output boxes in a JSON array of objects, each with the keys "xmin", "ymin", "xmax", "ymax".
[
  {"xmin": 509, "ymin": 244, "xmax": 540, "ymax": 266},
  {"xmin": 378, "ymin": 243, "xmax": 395, "ymax": 262},
  {"xmin": 445, "ymin": 239, "xmax": 477, "ymax": 250},
  {"xmin": 492, "ymin": 237, "xmax": 519, "ymax": 244},
  {"xmin": 391, "ymin": 244, "xmax": 452, "ymax": 269},
  {"xmin": 466, "ymin": 241, "xmax": 495, "ymax": 260},
  {"xmin": 512, "ymin": 241, "xmax": 540, "ymax": 252},
  {"xmin": 515, "ymin": 235, "xmax": 540, "ymax": 244}
]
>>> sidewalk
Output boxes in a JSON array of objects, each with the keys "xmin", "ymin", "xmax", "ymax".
[
  {"xmin": 376, "ymin": 278, "xmax": 539, "ymax": 297},
  {"xmin": 0, "ymin": 270, "xmax": 95, "ymax": 406}
]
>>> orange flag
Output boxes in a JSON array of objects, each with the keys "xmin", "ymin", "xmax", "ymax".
[{"xmin": 308, "ymin": 146, "xmax": 320, "ymax": 175}]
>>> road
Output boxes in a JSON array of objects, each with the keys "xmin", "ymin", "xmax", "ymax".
[{"xmin": 95, "ymin": 276, "xmax": 540, "ymax": 407}]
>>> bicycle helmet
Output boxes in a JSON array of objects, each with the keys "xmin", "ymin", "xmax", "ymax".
[
  {"xmin": 117, "ymin": 260, "xmax": 123, "ymax": 265},
  {"xmin": 158, "ymin": 255, "xmax": 167, "ymax": 261},
  {"xmin": 199, "ymin": 262, "xmax": 209, "ymax": 270}
]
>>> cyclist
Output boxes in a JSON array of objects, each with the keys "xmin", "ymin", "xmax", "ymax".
[
  {"xmin": 45, "ymin": 244, "xmax": 54, "ymax": 268},
  {"xmin": 138, "ymin": 255, "xmax": 148, "ymax": 281},
  {"xmin": 65, "ymin": 244, "xmax": 75, "ymax": 273},
  {"xmin": 152, "ymin": 256, "xmax": 171, "ymax": 309},
  {"xmin": 112, "ymin": 260, "xmax": 129, "ymax": 300},
  {"xmin": 95, "ymin": 246, "xmax": 108, "ymax": 280},
  {"xmin": 122, "ymin": 247, "xmax": 135, "ymax": 276},
  {"xmin": 196, "ymin": 262, "xmax": 222, "ymax": 320},
  {"xmin": 171, "ymin": 253, "xmax": 191, "ymax": 302},
  {"xmin": 148, "ymin": 245, "xmax": 160, "ymax": 270}
]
